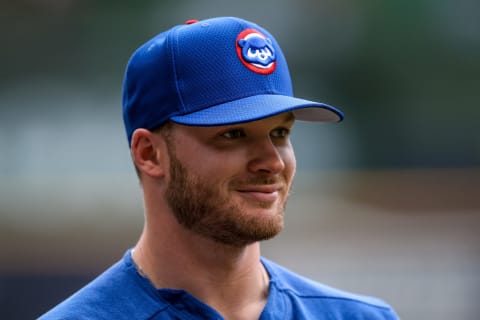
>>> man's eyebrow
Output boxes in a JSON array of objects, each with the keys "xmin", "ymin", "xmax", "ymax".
[{"xmin": 281, "ymin": 112, "xmax": 295, "ymax": 123}]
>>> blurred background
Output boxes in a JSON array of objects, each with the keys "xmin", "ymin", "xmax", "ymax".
[{"xmin": 1, "ymin": 0, "xmax": 479, "ymax": 319}]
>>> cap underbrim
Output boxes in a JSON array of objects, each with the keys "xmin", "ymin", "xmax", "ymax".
[{"xmin": 170, "ymin": 94, "xmax": 344, "ymax": 126}]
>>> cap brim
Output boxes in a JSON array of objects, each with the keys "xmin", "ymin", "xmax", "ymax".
[{"xmin": 170, "ymin": 94, "xmax": 344, "ymax": 126}]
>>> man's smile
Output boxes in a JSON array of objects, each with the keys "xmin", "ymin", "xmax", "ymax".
[{"xmin": 235, "ymin": 184, "xmax": 284, "ymax": 203}]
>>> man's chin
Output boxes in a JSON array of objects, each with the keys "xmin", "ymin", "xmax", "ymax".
[{"xmin": 234, "ymin": 193, "xmax": 286, "ymax": 212}]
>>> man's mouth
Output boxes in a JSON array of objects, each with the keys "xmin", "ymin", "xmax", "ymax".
[{"xmin": 236, "ymin": 184, "xmax": 283, "ymax": 203}]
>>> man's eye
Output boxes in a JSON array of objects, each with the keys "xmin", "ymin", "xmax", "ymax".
[
  {"xmin": 271, "ymin": 128, "xmax": 290, "ymax": 138},
  {"xmin": 222, "ymin": 129, "xmax": 246, "ymax": 139}
]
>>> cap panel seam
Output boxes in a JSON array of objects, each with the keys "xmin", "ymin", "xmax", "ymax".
[{"xmin": 169, "ymin": 26, "xmax": 186, "ymax": 114}]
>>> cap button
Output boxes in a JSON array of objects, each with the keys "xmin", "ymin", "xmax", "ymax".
[{"xmin": 185, "ymin": 19, "xmax": 199, "ymax": 25}]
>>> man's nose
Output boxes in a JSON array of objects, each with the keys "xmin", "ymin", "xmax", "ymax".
[{"xmin": 247, "ymin": 138, "xmax": 285, "ymax": 175}]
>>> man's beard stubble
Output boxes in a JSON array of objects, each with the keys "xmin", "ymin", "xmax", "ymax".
[{"xmin": 165, "ymin": 146, "xmax": 287, "ymax": 247}]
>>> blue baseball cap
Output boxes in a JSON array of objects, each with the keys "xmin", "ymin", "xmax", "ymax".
[{"xmin": 122, "ymin": 17, "xmax": 344, "ymax": 145}]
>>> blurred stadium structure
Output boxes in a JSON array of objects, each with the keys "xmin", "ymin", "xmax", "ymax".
[{"xmin": 1, "ymin": 0, "xmax": 479, "ymax": 319}]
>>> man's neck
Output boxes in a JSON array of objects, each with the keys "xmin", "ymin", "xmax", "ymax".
[{"xmin": 132, "ymin": 220, "xmax": 269, "ymax": 319}]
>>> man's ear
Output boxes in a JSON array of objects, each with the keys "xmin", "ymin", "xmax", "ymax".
[{"xmin": 130, "ymin": 129, "xmax": 168, "ymax": 179}]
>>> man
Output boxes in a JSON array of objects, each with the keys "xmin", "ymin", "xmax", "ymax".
[{"xmin": 40, "ymin": 17, "xmax": 398, "ymax": 319}]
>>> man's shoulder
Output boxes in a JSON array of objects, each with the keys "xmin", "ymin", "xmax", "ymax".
[
  {"xmin": 262, "ymin": 258, "xmax": 399, "ymax": 319},
  {"xmin": 38, "ymin": 251, "xmax": 166, "ymax": 320}
]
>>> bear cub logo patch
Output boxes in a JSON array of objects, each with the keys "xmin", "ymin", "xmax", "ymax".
[{"xmin": 236, "ymin": 29, "xmax": 276, "ymax": 74}]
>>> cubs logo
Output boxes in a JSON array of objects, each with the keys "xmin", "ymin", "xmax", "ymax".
[{"xmin": 236, "ymin": 29, "xmax": 276, "ymax": 75}]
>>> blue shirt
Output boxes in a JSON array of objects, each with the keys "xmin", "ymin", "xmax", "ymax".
[{"xmin": 39, "ymin": 250, "xmax": 399, "ymax": 319}]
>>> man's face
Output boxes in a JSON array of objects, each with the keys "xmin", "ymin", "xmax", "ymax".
[{"xmin": 164, "ymin": 113, "xmax": 296, "ymax": 247}]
